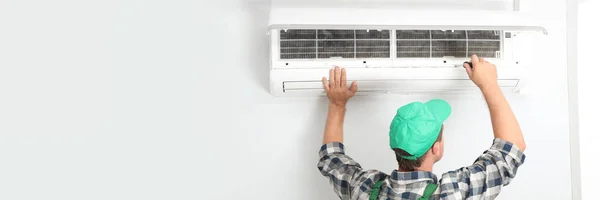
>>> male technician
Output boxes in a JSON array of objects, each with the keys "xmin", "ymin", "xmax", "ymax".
[{"xmin": 317, "ymin": 55, "xmax": 526, "ymax": 200}]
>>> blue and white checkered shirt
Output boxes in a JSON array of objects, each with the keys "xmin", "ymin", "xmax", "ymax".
[{"xmin": 317, "ymin": 138, "xmax": 525, "ymax": 200}]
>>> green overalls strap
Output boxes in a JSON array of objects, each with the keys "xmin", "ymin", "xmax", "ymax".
[
  {"xmin": 369, "ymin": 180, "xmax": 384, "ymax": 200},
  {"xmin": 418, "ymin": 183, "xmax": 438, "ymax": 200},
  {"xmin": 368, "ymin": 181, "xmax": 438, "ymax": 200}
]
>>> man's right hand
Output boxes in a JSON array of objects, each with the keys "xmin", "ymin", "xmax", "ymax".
[{"xmin": 463, "ymin": 54, "xmax": 499, "ymax": 90}]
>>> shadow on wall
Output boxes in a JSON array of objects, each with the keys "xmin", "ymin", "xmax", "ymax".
[{"xmin": 243, "ymin": 0, "xmax": 271, "ymax": 93}]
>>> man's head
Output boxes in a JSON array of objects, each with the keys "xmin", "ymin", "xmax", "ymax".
[{"xmin": 389, "ymin": 99, "xmax": 451, "ymax": 171}]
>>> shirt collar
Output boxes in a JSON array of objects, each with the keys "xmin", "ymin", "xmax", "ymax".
[{"xmin": 390, "ymin": 170, "xmax": 438, "ymax": 185}]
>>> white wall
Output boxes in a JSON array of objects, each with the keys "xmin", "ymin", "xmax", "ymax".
[
  {"xmin": 0, "ymin": 0, "xmax": 572, "ymax": 199},
  {"xmin": 272, "ymin": 0, "xmax": 516, "ymax": 10},
  {"xmin": 577, "ymin": 1, "xmax": 600, "ymax": 199}
]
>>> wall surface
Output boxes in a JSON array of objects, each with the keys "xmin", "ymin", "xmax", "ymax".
[
  {"xmin": 0, "ymin": 0, "xmax": 571, "ymax": 199},
  {"xmin": 272, "ymin": 0, "xmax": 516, "ymax": 10},
  {"xmin": 577, "ymin": 1, "xmax": 600, "ymax": 199}
]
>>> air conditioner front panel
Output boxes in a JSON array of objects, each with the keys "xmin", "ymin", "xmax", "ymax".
[
  {"xmin": 279, "ymin": 84, "xmax": 518, "ymax": 96},
  {"xmin": 284, "ymin": 80, "xmax": 518, "ymax": 90},
  {"xmin": 270, "ymin": 68, "xmax": 523, "ymax": 96},
  {"xmin": 271, "ymin": 68, "xmax": 520, "ymax": 81}
]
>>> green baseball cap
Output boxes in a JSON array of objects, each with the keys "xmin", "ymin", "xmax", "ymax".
[{"xmin": 389, "ymin": 99, "xmax": 451, "ymax": 160}]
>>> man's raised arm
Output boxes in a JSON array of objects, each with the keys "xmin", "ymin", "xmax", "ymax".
[
  {"xmin": 441, "ymin": 55, "xmax": 527, "ymax": 199},
  {"xmin": 463, "ymin": 54, "xmax": 526, "ymax": 151},
  {"xmin": 321, "ymin": 66, "xmax": 358, "ymax": 144},
  {"xmin": 317, "ymin": 67, "xmax": 365, "ymax": 199}
]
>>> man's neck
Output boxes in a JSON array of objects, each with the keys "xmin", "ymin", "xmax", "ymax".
[
  {"xmin": 415, "ymin": 165, "xmax": 433, "ymax": 172},
  {"xmin": 399, "ymin": 159, "xmax": 434, "ymax": 172},
  {"xmin": 399, "ymin": 166, "xmax": 433, "ymax": 172}
]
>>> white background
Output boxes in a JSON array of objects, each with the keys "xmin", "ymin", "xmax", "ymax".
[{"xmin": 0, "ymin": 0, "xmax": 576, "ymax": 199}]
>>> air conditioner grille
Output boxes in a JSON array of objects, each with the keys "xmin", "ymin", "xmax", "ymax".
[
  {"xmin": 397, "ymin": 30, "xmax": 501, "ymax": 58},
  {"xmin": 431, "ymin": 30, "xmax": 466, "ymax": 39},
  {"xmin": 468, "ymin": 41, "xmax": 501, "ymax": 58},
  {"xmin": 280, "ymin": 29, "xmax": 390, "ymax": 59},
  {"xmin": 279, "ymin": 29, "xmax": 501, "ymax": 60},
  {"xmin": 397, "ymin": 40, "xmax": 430, "ymax": 58},
  {"xmin": 397, "ymin": 30, "xmax": 430, "ymax": 40},
  {"xmin": 431, "ymin": 41, "xmax": 467, "ymax": 57}
]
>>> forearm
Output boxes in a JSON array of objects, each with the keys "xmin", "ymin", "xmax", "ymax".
[
  {"xmin": 322, "ymin": 104, "xmax": 346, "ymax": 144},
  {"xmin": 481, "ymin": 85, "xmax": 526, "ymax": 151}
]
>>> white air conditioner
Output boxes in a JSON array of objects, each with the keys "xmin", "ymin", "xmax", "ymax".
[{"xmin": 268, "ymin": 4, "xmax": 547, "ymax": 96}]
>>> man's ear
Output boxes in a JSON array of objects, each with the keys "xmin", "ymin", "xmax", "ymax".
[{"xmin": 431, "ymin": 141, "xmax": 441, "ymax": 156}]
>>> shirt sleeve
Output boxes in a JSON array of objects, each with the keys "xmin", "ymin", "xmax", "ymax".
[
  {"xmin": 439, "ymin": 138, "xmax": 526, "ymax": 200},
  {"xmin": 317, "ymin": 142, "xmax": 367, "ymax": 199}
]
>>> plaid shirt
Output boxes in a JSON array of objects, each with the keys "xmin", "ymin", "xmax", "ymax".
[{"xmin": 317, "ymin": 138, "xmax": 525, "ymax": 200}]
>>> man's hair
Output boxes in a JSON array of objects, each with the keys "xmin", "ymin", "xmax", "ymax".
[{"xmin": 393, "ymin": 130, "xmax": 443, "ymax": 171}]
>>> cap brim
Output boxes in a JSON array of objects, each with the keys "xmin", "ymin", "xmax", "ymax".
[{"xmin": 425, "ymin": 99, "xmax": 451, "ymax": 123}]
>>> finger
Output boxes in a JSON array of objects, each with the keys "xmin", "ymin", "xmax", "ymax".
[
  {"xmin": 350, "ymin": 81, "xmax": 358, "ymax": 95},
  {"xmin": 334, "ymin": 66, "xmax": 342, "ymax": 87},
  {"xmin": 322, "ymin": 77, "xmax": 330, "ymax": 92},
  {"xmin": 329, "ymin": 68, "xmax": 335, "ymax": 88},
  {"xmin": 463, "ymin": 63, "xmax": 473, "ymax": 77},
  {"xmin": 341, "ymin": 68, "xmax": 347, "ymax": 88},
  {"xmin": 470, "ymin": 54, "xmax": 480, "ymax": 63},
  {"xmin": 479, "ymin": 57, "xmax": 486, "ymax": 63}
]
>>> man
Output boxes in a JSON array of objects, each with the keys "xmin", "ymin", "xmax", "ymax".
[{"xmin": 317, "ymin": 55, "xmax": 526, "ymax": 200}]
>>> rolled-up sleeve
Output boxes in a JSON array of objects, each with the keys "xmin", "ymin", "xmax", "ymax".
[
  {"xmin": 317, "ymin": 142, "xmax": 364, "ymax": 199},
  {"xmin": 440, "ymin": 138, "xmax": 526, "ymax": 199}
]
